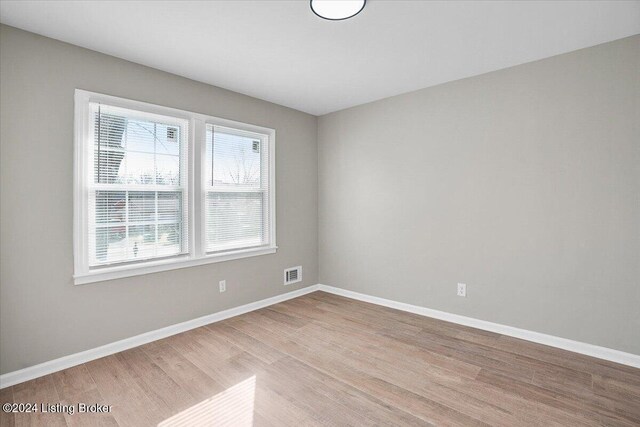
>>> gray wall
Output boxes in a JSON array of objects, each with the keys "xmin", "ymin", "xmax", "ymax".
[
  {"xmin": 2, "ymin": 25, "xmax": 638, "ymax": 376},
  {"xmin": 318, "ymin": 35, "xmax": 640, "ymax": 354},
  {"xmin": 0, "ymin": 25, "xmax": 318, "ymax": 374}
]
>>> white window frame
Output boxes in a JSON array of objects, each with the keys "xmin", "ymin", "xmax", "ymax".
[
  {"xmin": 202, "ymin": 122, "xmax": 276, "ymax": 255},
  {"xmin": 74, "ymin": 89, "xmax": 277, "ymax": 285}
]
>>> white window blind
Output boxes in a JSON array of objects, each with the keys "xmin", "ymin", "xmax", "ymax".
[
  {"xmin": 205, "ymin": 125, "xmax": 271, "ymax": 253},
  {"xmin": 87, "ymin": 103, "xmax": 189, "ymax": 266}
]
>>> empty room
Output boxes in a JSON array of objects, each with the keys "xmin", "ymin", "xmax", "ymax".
[{"xmin": 1, "ymin": 0, "xmax": 639, "ymax": 425}]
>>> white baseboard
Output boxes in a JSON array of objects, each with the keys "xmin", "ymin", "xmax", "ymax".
[
  {"xmin": 2, "ymin": 282, "xmax": 637, "ymax": 389},
  {"xmin": 317, "ymin": 284, "xmax": 640, "ymax": 369},
  {"xmin": 0, "ymin": 285, "xmax": 320, "ymax": 389}
]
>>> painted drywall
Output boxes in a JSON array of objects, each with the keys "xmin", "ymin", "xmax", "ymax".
[
  {"xmin": 318, "ymin": 35, "xmax": 640, "ymax": 354},
  {"xmin": 0, "ymin": 25, "xmax": 318, "ymax": 374}
]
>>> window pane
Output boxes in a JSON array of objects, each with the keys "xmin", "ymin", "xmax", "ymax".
[
  {"xmin": 155, "ymin": 123, "xmax": 181, "ymax": 156},
  {"xmin": 128, "ymin": 192, "xmax": 156, "ymax": 222},
  {"xmin": 158, "ymin": 191, "xmax": 182, "ymax": 221},
  {"xmin": 126, "ymin": 120, "xmax": 156, "ymax": 153},
  {"xmin": 156, "ymin": 154, "xmax": 180, "ymax": 186},
  {"xmin": 158, "ymin": 223, "xmax": 182, "ymax": 256},
  {"xmin": 94, "ymin": 149, "xmax": 125, "ymax": 184},
  {"xmin": 91, "ymin": 189, "xmax": 185, "ymax": 265},
  {"xmin": 124, "ymin": 152, "xmax": 155, "ymax": 184},
  {"xmin": 86, "ymin": 102, "xmax": 189, "ymax": 270},
  {"xmin": 128, "ymin": 224, "xmax": 157, "ymax": 259},
  {"xmin": 94, "ymin": 112, "xmax": 126, "ymax": 184},
  {"xmin": 95, "ymin": 226, "xmax": 127, "ymax": 263},
  {"xmin": 206, "ymin": 192, "xmax": 263, "ymax": 252},
  {"xmin": 94, "ymin": 110, "xmax": 184, "ymax": 186},
  {"xmin": 206, "ymin": 128, "xmax": 261, "ymax": 187},
  {"xmin": 96, "ymin": 113, "xmax": 125, "ymax": 149},
  {"xmin": 94, "ymin": 191, "xmax": 126, "ymax": 224}
]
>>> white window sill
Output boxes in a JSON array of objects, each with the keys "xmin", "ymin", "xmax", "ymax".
[{"xmin": 73, "ymin": 246, "xmax": 278, "ymax": 285}]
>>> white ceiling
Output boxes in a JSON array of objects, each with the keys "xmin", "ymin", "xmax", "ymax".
[{"xmin": 1, "ymin": 1, "xmax": 639, "ymax": 116}]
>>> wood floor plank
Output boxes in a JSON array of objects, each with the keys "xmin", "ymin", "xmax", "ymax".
[
  {"xmin": 593, "ymin": 373, "xmax": 640, "ymax": 404},
  {"xmin": 495, "ymin": 334, "xmax": 640, "ymax": 380},
  {"xmin": 312, "ymin": 301, "xmax": 423, "ymax": 337},
  {"xmin": 51, "ymin": 364, "xmax": 119, "ymax": 427},
  {"xmin": 258, "ymin": 306, "xmax": 310, "ymax": 329},
  {"xmin": 142, "ymin": 339, "xmax": 226, "ymax": 403},
  {"xmin": 293, "ymin": 325, "xmax": 523, "ymax": 426},
  {"xmin": 204, "ymin": 323, "xmax": 286, "ymax": 365},
  {"xmin": 177, "ymin": 326, "xmax": 244, "ymax": 361},
  {"xmin": 50, "ymin": 365, "xmax": 97, "ymax": 402},
  {"xmin": 240, "ymin": 354, "xmax": 375, "ymax": 426},
  {"xmin": 12, "ymin": 376, "xmax": 67, "ymax": 427},
  {"xmin": 59, "ymin": 389, "xmax": 119, "ymax": 427},
  {"xmin": 531, "ymin": 368, "xmax": 640, "ymax": 423},
  {"xmin": 0, "ymin": 386, "xmax": 15, "ymax": 427},
  {"xmin": 6, "ymin": 291, "xmax": 639, "ymax": 426},
  {"xmin": 229, "ymin": 314, "xmax": 464, "ymax": 425},
  {"xmin": 306, "ymin": 318, "xmax": 483, "ymax": 380},
  {"xmin": 252, "ymin": 378, "xmax": 323, "ymax": 426},
  {"xmin": 85, "ymin": 355, "xmax": 165, "ymax": 426},
  {"xmin": 249, "ymin": 321, "xmax": 489, "ymax": 425},
  {"xmin": 226, "ymin": 314, "xmax": 462, "ymax": 425},
  {"xmin": 380, "ymin": 328, "xmax": 537, "ymax": 383},
  {"xmin": 476, "ymin": 369, "xmax": 634, "ymax": 427},
  {"xmin": 268, "ymin": 356, "xmax": 429, "ymax": 426},
  {"xmin": 114, "ymin": 346, "xmax": 195, "ymax": 416}
]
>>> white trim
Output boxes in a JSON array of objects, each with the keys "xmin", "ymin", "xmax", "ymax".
[
  {"xmin": 3, "ymin": 283, "xmax": 637, "ymax": 389},
  {"xmin": 74, "ymin": 246, "xmax": 278, "ymax": 285},
  {"xmin": 317, "ymin": 285, "xmax": 640, "ymax": 369},
  {"xmin": 73, "ymin": 90, "xmax": 89, "ymax": 280},
  {"xmin": 197, "ymin": 117, "xmax": 208, "ymax": 258},
  {"xmin": 73, "ymin": 89, "xmax": 277, "ymax": 285},
  {"xmin": 74, "ymin": 90, "xmax": 193, "ymax": 278},
  {"xmin": 0, "ymin": 285, "xmax": 319, "ymax": 389},
  {"xmin": 187, "ymin": 117, "xmax": 198, "ymax": 262},
  {"xmin": 203, "ymin": 121, "xmax": 276, "ymax": 255}
]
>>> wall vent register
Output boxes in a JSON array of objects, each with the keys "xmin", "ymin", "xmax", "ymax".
[{"xmin": 284, "ymin": 266, "xmax": 302, "ymax": 285}]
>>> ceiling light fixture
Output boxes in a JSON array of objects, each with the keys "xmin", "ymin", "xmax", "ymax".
[{"xmin": 310, "ymin": 0, "xmax": 366, "ymax": 21}]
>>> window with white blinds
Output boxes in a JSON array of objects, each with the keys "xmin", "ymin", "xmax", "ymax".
[
  {"xmin": 74, "ymin": 90, "xmax": 276, "ymax": 284},
  {"xmin": 205, "ymin": 125, "xmax": 271, "ymax": 253},
  {"xmin": 88, "ymin": 104, "xmax": 189, "ymax": 267}
]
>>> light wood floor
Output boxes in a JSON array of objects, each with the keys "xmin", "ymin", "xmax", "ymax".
[{"xmin": 1, "ymin": 291, "xmax": 639, "ymax": 426}]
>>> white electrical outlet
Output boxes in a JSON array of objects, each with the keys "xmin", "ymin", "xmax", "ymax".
[
  {"xmin": 219, "ymin": 280, "xmax": 226, "ymax": 293},
  {"xmin": 457, "ymin": 283, "xmax": 467, "ymax": 297}
]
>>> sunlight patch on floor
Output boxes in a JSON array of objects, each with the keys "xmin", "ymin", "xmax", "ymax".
[{"xmin": 158, "ymin": 375, "xmax": 256, "ymax": 426}]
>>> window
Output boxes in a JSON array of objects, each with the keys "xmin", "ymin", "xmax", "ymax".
[
  {"xmin": 74, "ymin": 90, "xmax": 276, "ymax": 284},
  {"xmin": 89, "ymin": 105, "xmax": 189, "ymax": 266},
  {"xmin": 205, "ymin": 126, "xmax": 271, "ymax": 253}
]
